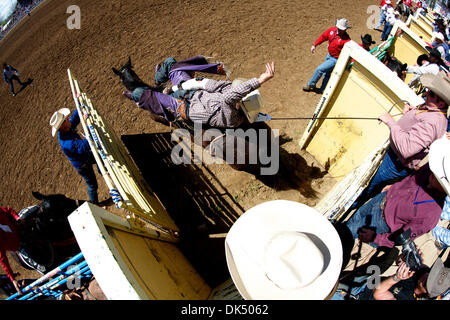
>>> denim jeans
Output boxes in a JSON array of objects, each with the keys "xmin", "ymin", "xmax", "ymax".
[
  {"xmin": 381, "ymin": 23, "xmax": 393, "ymax": 41},
  {"xmin": 76, "ymin": 164, "xmax": 98, "ymax": 204},
  {"xmin": 375, "ymin": 10, "xmax": 386, "ymax": 29},
  {"xmin": 331, "ymin": 275, "xmax": 369, "ymax": 300},
  {"xmin": 346, "ymin": 191, "xmax": 390, "ymax": 248},
  {"xmin": 365, "ymin": 147, "xmax": 411, "ymax": 198},
  {"xmin": 351, "ymin": 147, "xmax": 411, "ymax": 210},
  {"xmin": 307, "ymin": 54, "xmax": 338, "ymax": 93},
  {"xmin": 6, "ymin": 75, "xmax": 23, "ymax": 94}
]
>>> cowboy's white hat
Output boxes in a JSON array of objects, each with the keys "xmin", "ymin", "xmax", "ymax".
[
  {"xmin": 335, "ymin": 18, "xmax": 351, "ymax": 30},
  {"xmin": 232, "ymin": 78, "xmax": 263, "ymax": 123},
  {"xmin": 429, "ymin": 135, "xmax": 450, "ymax": 196},
  {"xmin": 225, "ymin": 200, "xmax": 343, "ymax": 300},
  {"xmin": 433, "ymin": 32, "xmax": 445, "ymax": 42},
  {"xmin": 49, "ymin": 108, "xmax": 71, "ymax": 137}
]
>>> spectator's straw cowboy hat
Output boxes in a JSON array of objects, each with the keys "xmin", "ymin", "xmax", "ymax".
[
  {"xmin": 426, "ymin": 258, "xmax": 450, "ymax": 298},
  {"xmin": 335, "ymin": 18, "xmax": 351, "ymax": 30},
  {"xmin": 420, "ymin": 71, "xmax": 450, "ymax": 106},
  {"xmin": 49, "ymin": 108, "xmax": 71, "ymax": 137},
  {"xmin": 429, "ymin": 135, "xmax": 450, "ymax": 196},
  {"xmin": 232, "ymin": 78, "xmax": 264, "ymax": 123},
  {"xmin": 225, "ymin": 200, "xmax": 343, "ymax": 300}
]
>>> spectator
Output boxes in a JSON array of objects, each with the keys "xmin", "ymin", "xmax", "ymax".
[
  {"xmin": 372, "ymin": 257, "xmax": 450, "ymax": 300},
  {"xmin": 381, "ymin": 9, "xmax": 400, "ymax": 41},
  {"xmin": 345, "ymin": 162, "xmax": 445, "ymax": 248},
  {"xmin": 360, "ymin": 34, "xmax": 376, "ymax": 51},
  {"xmin": 375, "ymin": 0, "xmax": 393, "ymax": 31},
  {"xmin": 0, "ymin": 207, "xmax": 23, "ymax": 295},
  {"xmin": 302, "ymin": 18, "xmax": 351, "ymax": 94},
  {"xmin": 3, "ymin": 63, "xmax": 24, "ymax": 96},
  {"xmin": 431, "ymin": 32, "xmax": 450, "ymax": 63},
  {"xmin": 351, "ymin": 72, "xmax": 449, "ymax": 209},
  {"xmin": 429, "ymin": 134, "xmax": 450, "ymax": 250},
  {"xmin": 406, "ymin": 49, "xmax": 441, "ymax": 87},
  {"xmin": 50, "ymin": 107, "xmax": 99, "ymax": 204}
]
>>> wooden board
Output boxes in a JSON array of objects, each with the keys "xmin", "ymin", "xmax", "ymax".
[
  {"xmin": 299, "ymin": 41, "xmax": 424, "ymax": 179},
  {"xmin": 108, "ymin": 227, "xmax": 211, "ymax": 300},
  {"xmin": 407, "ymin": 16, "xmax": 433, "ymax": 43},
  {"xmin": 68, "ymin": 202, "xmax": 211, "ymax": 300}
]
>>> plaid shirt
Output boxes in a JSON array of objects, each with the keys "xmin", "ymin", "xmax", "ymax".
[
  {"xmin": 433, "ymin": 196, "xmax": 450, "ymax": 248},
  {"xmin": 188, "ymin": 78, "xmax": 260, "ymax": 128}
]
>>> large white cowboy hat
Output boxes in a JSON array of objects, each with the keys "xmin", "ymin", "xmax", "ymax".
[
  {"xmin": 429, "ymin": 135, "xmax": 450, "ymax": 196},
  {"xmin": 232, "ymin": 78, "xmax": 264, "ymax": 123},
  {"xmin": 225, "ymin": 200, "xmax": 343, "ymax": 300},
  {"xmin": 49, "ymin": 108, "xmax": 70, "ymax": 137}
]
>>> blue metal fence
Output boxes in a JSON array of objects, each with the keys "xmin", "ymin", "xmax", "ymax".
[{"xmin": 7, "ymin": 253, "xmax": 92, "ymax": 300}]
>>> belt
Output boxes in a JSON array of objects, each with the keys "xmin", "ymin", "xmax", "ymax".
[
  {"xmin": 176, "ymin": 101, "xmax": 188, "ymax": 121},
  {"xmin": 380, "ymin": 194, "xmax": 387, "ymax": 221}
]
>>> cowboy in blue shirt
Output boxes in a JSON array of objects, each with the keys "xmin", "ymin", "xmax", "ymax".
[{"xmin": 50, "ymin": 108, "xmax": 98, "ymax": 204}]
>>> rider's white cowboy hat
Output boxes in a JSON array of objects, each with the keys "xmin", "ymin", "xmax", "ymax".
[
  {"xmin": 49, "ymin": 108, "xmax": 71, "ymax": 137},
  {"xmin": 232, "ymin": 78, "xmax": 263, "ymax": 123},
  {"xmin": 429, "ymin": 135, "xmax": 450, "ymax": 196},
  {"xmin": 335, "ymin": 18, "xmax": 351, "ymax": 30},
  {"xmin": 420, "ymin": 71, "xmax": 450, "ymax": 106},
  {"xmin": 225, "ymin": 200, "xmax": 343, "ymax": 300}
]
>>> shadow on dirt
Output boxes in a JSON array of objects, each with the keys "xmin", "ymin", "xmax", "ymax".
[{"xmin": 121, "ymin": 131, "xmax": 328, "ymax": 287}]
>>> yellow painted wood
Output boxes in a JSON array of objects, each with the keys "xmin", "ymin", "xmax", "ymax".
[
  {"xmin": 107, "ymin": 227, "xmax": 211, "ymax": 300},
  {"xmin": 416, "ymin": 15, "xmax": 433, "ymax": 34},
  {"xmin": 304, "ymin": 62, "xmax": 403, "ymax": 178},
  {"xmin": 68, "ymin": 71, "xmax": 179, "ymax": 234},
  {"xmin": 389, "ymin": 30, "xmax": 429, "ymax": 67},
  {"xmin": 408, "ymin": 19, "xmax": 433, "ymax": 43}
]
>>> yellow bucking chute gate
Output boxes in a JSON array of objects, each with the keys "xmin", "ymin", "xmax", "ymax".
[{"xmin": 67, "ymin": 69, "xmax": 179, "ymax": 242}]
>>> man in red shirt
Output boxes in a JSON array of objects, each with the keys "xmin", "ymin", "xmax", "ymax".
[
  {"xmin": 0, "ymin": 207, "xmax": 23, "ymax": 294},
  {"xmin": 303, "ymin": 18, "xmax": 352, "ymax": 94}
]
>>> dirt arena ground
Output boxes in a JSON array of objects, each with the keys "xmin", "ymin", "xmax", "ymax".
[{"xmin": 0, "ymin": 0, "xmax": 379, "ymax": 289}]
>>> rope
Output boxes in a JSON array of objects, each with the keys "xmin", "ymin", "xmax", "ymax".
[{"xmin": 271, "ymin": 100, "xmax": 408, "ymax": 122}]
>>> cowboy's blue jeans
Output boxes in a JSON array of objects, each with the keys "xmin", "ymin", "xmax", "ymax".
[
  {"xmin": 364, "ymin": 147, "xmax": 411, "ymax": 197},
  {"xmin": 350, "ymin": 147, "xmax": 411, "ymax": 210},
  {"xmin": 76, "ymin": 164, "xmax": 98, "ymax": 204},
  {"xmin": 307, "ymin": 54, "xmax": 338, "ymax": 93},
  {"xmin": 345, "ymin": 191, "xmax": 391, "ymax": 248}
]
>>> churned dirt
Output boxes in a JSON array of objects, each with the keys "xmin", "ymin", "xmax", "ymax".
[{"xmin": 0, "ymin": 0, "xmax": 379, "ymax": 289}]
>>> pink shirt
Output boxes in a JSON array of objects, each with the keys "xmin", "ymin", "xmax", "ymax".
[{"xmin": 384, "ymin": 105, "xmax": 448, "ymax": 170}]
